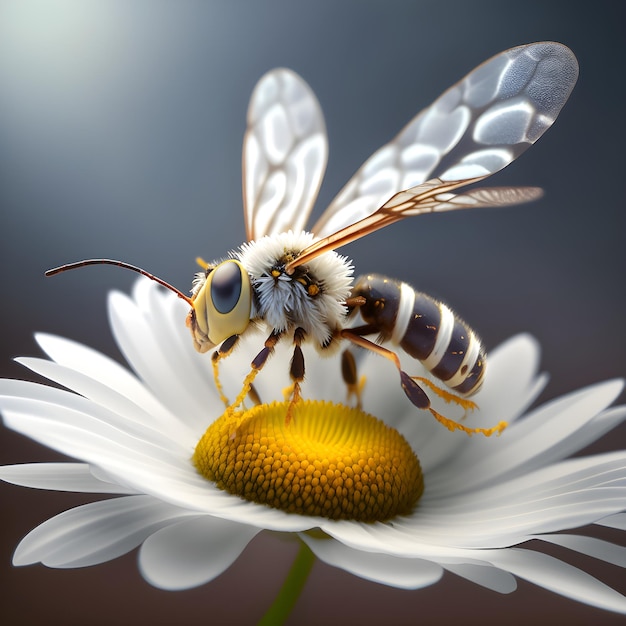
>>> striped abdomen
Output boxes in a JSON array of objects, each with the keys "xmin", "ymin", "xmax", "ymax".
[{"xmin": 350, "ymin": 274, "xmax": 486, "ymax": 395}]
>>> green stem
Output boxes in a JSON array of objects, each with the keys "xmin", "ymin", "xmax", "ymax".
[{"xmin": 258, "ymin": 541, "xmax": 315, "ymax": 626}]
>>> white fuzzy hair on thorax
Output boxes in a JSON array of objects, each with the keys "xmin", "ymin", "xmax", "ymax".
[{"xmin": 237, "ymin": 231, "xmax": 354, "ymax": 348}]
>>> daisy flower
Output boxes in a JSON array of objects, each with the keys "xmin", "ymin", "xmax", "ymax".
[
  {"xmin": 2, "ymin": 42, "xmax": 621, "ymax": 623},
  {"xmin": 1, "ymin": 278, "xmax": 625, "ymax": 621}
]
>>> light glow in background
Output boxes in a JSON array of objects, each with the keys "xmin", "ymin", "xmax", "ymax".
[{"xmin": 0, "ymin": 1, "xmax": 624, "ymax": 624}]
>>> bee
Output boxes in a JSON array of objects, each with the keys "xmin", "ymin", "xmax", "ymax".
[{"xmin": 46, "ymin": 42, "xmax": 578, "ymax": 434}]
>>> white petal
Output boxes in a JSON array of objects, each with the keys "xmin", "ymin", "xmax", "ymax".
[
  {"xmin": 597, "ymin": 513, "xmax": 626, "ymax": 530},
  {"xmin": 443, "ymin": 562, "xmax": 517, "ymax": 593},
  {"xmin": 35, "ymin": 333, "xmax": 174, "ymax": 427},
  {"xmin": 320, "ymin": 520, "xmax": 500, "ymax": 562},
  {"xmin": 361, "ymin": 348, "xmax": 410, "ymax": 422},
  {"xmin": 429, "ymin": 379, "xmax": 624, "ymax": 495},
  {"xmin": 525, "ymin": 405, "xmax": 626, "ymax": 469},
  {"xmin": 416, "ymin": 334, "xmax": 547, "ymax": 474},
  {"xmin": 393, "ymin": 453, "xmax": 626, "ymax": 547},
  {"xmin": 108, "ymin": 285, "xmax": 221, "ymax": 431},
  {"xmin": 0, "ymin": 406, "xmax": 214, "ymax": 507},
  {"xmin": 207, "ymin": 498, "xmax": 326, "ymax": 532},
  {"xmin": 122, "ymin": 282, "xmax": 320, "ymax": 432},
  {"xmin": 299, "ymin": 344, "xmax": 348, "ymax": 401},
  {"xmin": 222, "ymin": 336, "xmax": 346, "ymax": 407},
  {"xmin": 300, "ymin": 533, "xmax": 443, "ymax": 589},
  {"xmin": 14, "ymin": 495, "xmax": 194, "ymax": 568},
  {"xmin": 467, "ymin": 334, "xmax": 548, "ymax": 430},
  {"xmin": 489, "ymin": 548, "xmax": 626, "ymax": 614},
  {"xmin": 14, "ymin": 357, "xmax": 197, "ymax": 445},
  {"xmin": 1, "ymin": 397, "xmax": 327, "ymax": 531},
  {"xmin": 538, "ymin": 534, "xmax": 626, "ymax": 567},
  {"xmin": 138, "ymin": 516, "xmax": 260, "ymax": 590},
  {"xmin": 357, "ymin": 346, "xmax": 448, "ymax": 467},
  {"xmin": 0, "ymin": 463, "xmax": 136, "ymax": 494},
  {"xmin": 0, "ymin": 389, "xmax": 189, "ymax": 465},
  {"xmin": 422, "ymin": 453, "xmax": 626, "ymax": 515},
  {"xmin": 318, "ymin": 452, "xmax": 626, "ymax": 553}
]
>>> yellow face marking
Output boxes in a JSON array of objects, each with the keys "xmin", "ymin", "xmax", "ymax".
[{"xmin": 193, "ymin": 260, "xmax": 252, "ymax": 346}]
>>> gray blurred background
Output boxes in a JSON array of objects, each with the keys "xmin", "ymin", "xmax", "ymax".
[{"xmin": 1, "ymin": 1, "xmax": 625, "ymax": 624}]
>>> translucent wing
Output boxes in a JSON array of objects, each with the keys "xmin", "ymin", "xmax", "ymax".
[
  {"xmin": 288, "ymin": 178, "xmax": 542, "ymax": 270},
  {"xmin": 311, "ymin": 42, "xmax": 579, "ymax": 239},
  {"xmin": 243, "ymin": 68, "xmax": 328, "ymax": 242}
]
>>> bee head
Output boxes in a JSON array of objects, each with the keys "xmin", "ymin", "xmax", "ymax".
[{"xmin": 186, "ymin": 259, "xmax": 252, "ymax": 353}]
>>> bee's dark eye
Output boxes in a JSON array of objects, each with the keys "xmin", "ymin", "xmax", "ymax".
[
  {"xmin": 210, "ymin": 261, "xmax": 243, "ymax": 314},
  {"xmin": 195, "ymin": 260, "xmax": 252, "ymax": 346}
]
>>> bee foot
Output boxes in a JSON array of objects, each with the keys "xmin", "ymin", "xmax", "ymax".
[{"xmin": 412, "ymin": 376, "xmax": 478, "ymax": 412}]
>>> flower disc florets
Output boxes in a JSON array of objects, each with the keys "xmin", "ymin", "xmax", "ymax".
[{"xmin": 194, "ymin": 400, "xmax": 424, "ymax": 522}]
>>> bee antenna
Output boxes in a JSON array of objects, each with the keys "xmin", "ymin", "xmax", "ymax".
[{"xmin": 45, "ymin": 259, "xmax": 194, "ymax": 306}]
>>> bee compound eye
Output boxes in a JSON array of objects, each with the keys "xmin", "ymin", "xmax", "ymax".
[
  {"xmin": 205, "ymin": 260, "xmax": 252, "ymax": 346},
  {"xmin": 210, "ymin": 260, "xmax": 243, "ymax": 314}
]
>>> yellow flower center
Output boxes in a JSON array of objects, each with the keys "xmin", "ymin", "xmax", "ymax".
[{"xmin": 194, "ymin": 400, "xmax": 423, "ymax": 522}]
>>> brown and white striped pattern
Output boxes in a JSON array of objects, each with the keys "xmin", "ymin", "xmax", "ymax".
[{"xmin": 351, "ymin": 274, "xmax": 486, "ymax": 396}]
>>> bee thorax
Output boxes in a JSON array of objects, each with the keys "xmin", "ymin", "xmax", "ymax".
[{"xmin": 238, "ymin": 231, "xmax": 354, "ymax": 347}]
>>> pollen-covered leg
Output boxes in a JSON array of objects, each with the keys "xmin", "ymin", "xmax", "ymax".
[
  {"xmin": 285, "ymin": 328, "xmax": 306, "ymax": 425},
  {"xmin": 226, "ymin": 330, "xmax": 283, "ymax": 417},
  {"xmin": 211, "ymin": 334, "xmax": 240, "ymax": 407},
  {"xmin": 407, "ymin": 376, "xmax": 509, "ymax": 436},
  {"xmin": 341, "ymin": 349, "xmax": 366, "ymax": 409},
  {"xmin": 412, "ymin": 376, "xmax": 478, "ymax": 413},
  {"xmin": 341, "ymin": 330, "xmax": 507, "ymax": 437},
  {"xmin": 428, "ymin": 406, "xmax": 508, "ymax": 437}
]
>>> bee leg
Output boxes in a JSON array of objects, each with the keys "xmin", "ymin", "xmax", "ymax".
[
  {"xmin": 341, "ymin": 349, "xmax": 365, "ymax": 409},
  {"xmin": 411, "ymin": 376, "xmax": 478, "ymax": 414},
  {"xmin": 408, "ymin": 376, "xmax": 506, "ymax": 435},
  {"xmin": 284, "ymin": 327, "xmax": 306, "ymax": 425},
  {"xmin": 341, "ymin": 330, "xmax": 507, "ymax": 437},
  {"xmin": 344, "ymin": 295, "xmax": 367, "ymax": 315},
  {"xmin": 226, "ymin": 329, "xmax": 283, "ymax": 416},
  {"xmin": 341, "ymin": 329, "xmax": 428, "ymax": 405},
  {"xmin": 247, "ymin": 383, "xmax": 262, "ymax": 407},
  {"xmin": 211, "ymin": 334, "xmax": 240, "ymax": 407}
]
